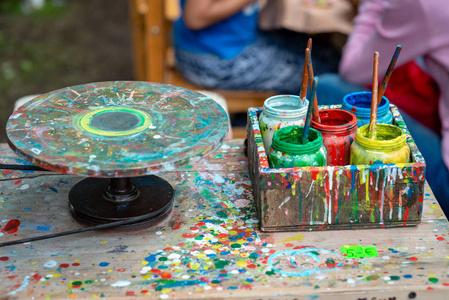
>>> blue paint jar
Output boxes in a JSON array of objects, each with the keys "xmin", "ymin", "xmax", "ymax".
[{"xmin": 342, "ymin": 91, "xmax": 393, "ymax": 127}]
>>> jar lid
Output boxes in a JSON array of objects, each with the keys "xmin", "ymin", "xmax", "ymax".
[
  {"xmin": 263, "ymin": 95, "xmax": 309, "ymax": 119},
  {"xmin": 355, "ymin": 124, "xmax": 407, "ymax": 150},
  {"xmin": 311, "ymin": 109, "xmax": 357, "ymax": 134},
  {"xmin": 342, "ymin": 91, "xmax": 390, "ymax": 118},
  {"xmin": 271, "ymin": 125, "xmax": 323, "ymax": 155}
]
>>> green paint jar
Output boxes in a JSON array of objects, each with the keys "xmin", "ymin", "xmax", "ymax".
[
  {"xmin": 350, "ymin": 124, "xmax": 410, "ymax": 165},
  {"xmin": 268, "ymin": 125, "xmax": 327, "ymax": 168}
]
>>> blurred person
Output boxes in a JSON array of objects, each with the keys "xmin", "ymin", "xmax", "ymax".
[
  {"xmin": 316, "ymin": 0, "xmax": 449, "ymax": 215},
  {"xmin": 173, "ymin": 0, "xmax": 340, "ymax": 94}
]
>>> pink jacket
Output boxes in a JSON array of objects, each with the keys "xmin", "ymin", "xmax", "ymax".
[{"xmin": 339, "ymin": 0, "xmax": 449, "ymax": 169}]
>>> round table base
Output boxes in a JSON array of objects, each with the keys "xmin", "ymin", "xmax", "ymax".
[{"xmin": 68, "ymin": 176, "xmax": 174, "ymax": 224}]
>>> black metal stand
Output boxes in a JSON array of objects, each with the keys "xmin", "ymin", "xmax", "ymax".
[{"xmin": 68, "ymin": 176, "xmax": 174, "ymax": 224}]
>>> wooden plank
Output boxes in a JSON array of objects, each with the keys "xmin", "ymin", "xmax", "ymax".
[
  {"xmin": 128, "ymin": 0, "xmax": 146, "ymax": 81},
  {"xmin": 143, "ymin": 0, "xmax": 166, "ymax": 82}
]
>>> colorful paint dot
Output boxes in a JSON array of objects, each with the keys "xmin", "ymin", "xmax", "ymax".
[
  {"xmin": 429, "ymin": 277, "xmax": 439, "ymax": 283},
  {"xmin": 70, "ymin": 280, "xmax": 83, "ymax": 288},
  {"xmin": 390, "ymin": 276, "xmax": 400, "ymax": 281},
  {"xmin": 99, "ymin": 262, "xmax": 110, "ymax": 267}
]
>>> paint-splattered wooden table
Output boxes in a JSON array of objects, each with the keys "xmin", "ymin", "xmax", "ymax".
[{"xmin": 0, "ymin": 140, "xmax": 448, "ymax": 299}]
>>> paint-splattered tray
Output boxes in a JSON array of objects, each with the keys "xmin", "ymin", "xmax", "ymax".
[{"xmin": 247, "ymin": 104, "xmax": 425, "ymax": 232}]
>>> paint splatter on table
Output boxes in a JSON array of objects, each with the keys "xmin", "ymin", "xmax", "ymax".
[
  {"xmin": 0, "ymin": 141, "xmax": 448, "ymax": 299},
  {"xmin": 6, "ymin": 81, "xmax": 228, "ymax": 177}
]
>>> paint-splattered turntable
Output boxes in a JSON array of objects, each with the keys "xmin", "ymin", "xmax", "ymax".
[{"xmin": 6, "ymin": 81, "xmax": 228, "ymax": 224}]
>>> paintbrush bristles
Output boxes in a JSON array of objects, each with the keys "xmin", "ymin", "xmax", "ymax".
[
  {"xmin": 300, "ymin": 48, "xmax": 310, "ymax": 103},
  {"xmin": 369, "ymin": 52, "xmax": 380, "ymax": 139},
  {"xmin": 378, "ymin": 45, "xmax": 402, "ymax": 104},
  {"xmin": 302, "ymin": 76, "xmax": 319, "ymax": 145}
]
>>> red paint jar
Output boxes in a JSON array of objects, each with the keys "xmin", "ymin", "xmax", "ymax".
[{"xmin": 311, "ymin": 109, "xmax": 357, "ymax": 166}]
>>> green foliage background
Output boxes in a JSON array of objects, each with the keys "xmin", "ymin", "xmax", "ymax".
[{"xmin": 0, "ymin": 0, "xmax": 134, "ymax": 142}]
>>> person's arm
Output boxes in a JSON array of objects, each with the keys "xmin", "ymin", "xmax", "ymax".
[
  {"xmin": 339, "ymin": 0, "xmax": 430, "ymax": 85},
  {"xmin": 183, "ymin": 0, "xmax": 256, "ymax": 30}
]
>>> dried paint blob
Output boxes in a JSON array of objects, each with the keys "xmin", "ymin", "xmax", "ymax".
[
  {"xmin": 1, "ymin": 219, "xmax": 20, "ymax": 234},
  {"xmin": 43, "ymin": 261, "xmax": 57, "ymax": 268},
  {"xmin": 267, "ymin": 247, "xmax": 342, "ymax": 277},
  {"xmin": 429, "ymin": 277, "xmax": 439, "ymax": 283},
  {"xmin": 111, "ymin": 280, "xmax": 131, "ymax": 287}
]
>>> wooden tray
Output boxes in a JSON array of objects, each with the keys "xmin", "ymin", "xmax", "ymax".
[{"xmin": 247, "ymin": 104, "xmax": 425, "ymax": 232}]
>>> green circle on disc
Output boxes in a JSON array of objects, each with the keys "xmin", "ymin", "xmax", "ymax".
[{"xmin": 78, "ymin": 107, "xmax": 152, "ymax": 136}]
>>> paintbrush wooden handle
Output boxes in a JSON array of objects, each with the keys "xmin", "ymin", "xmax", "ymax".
[
  {"xmin": 306, "ymin": 49, "xmax": 321, "ymax": 123},
  {"xmin": 300, "ymin": 48, "xmax": 310, "ymax": 102},
  {"xmin": 302, "ymin": 77, "xmax": 319, "ymax": 144},
  {"xmin": 378, "ymin": 45, "xmax": 402, "ymax": 104},
  {"xmin": 370, "ymin": 52, "xmax": 380, "ymax": 139}
]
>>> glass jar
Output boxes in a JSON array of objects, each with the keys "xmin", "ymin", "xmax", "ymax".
[
  {"xmin": 268, "ymin": 125, "xmax": 327, "ymax": 168},
  {"xmin": 311, "ymin": 109, "xmax": 357, "ymax": 166},
  {"xmin": 350, "ymin": 124, "xmax": 410, "ymax": 165},
  {"xmin": 259, "ymin": 95, "xmax": 308, "ymax": 153},
  {"xmin": 342, "ymin": 91, "xmax": 393, "ymax": 127}
]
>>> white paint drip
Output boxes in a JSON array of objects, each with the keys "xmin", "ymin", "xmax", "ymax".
[
  {"xmin": 305, "ymin": 181, "xmax": 314, "ymax": 198},
  {"xmin": 278, "ymin": 196, "xmax": 291, "ymax": 209},
  {"xmin": 328, "ymin": 167, "xmax": 333, "ymax": 224},
  {"xmin": 380, "ymin": 182, "xmax": 385, "ymax": 224},
  {"xmin": 8, "ymin": 276, "xmax": 29, "ymax": 295}
]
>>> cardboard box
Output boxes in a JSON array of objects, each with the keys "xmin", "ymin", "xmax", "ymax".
[{"xmin": 247, "ymin": 105, "xmax": 425, "ymax": 232}]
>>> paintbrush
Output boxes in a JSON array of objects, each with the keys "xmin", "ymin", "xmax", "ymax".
[
  {"xmin": 378, "ymin": 45, "xmax": 402, "ymax": 104},
  {"xmin": 369, "ymin": 52, "xmax": 380, "ymax": 139},
  {"xmin": 300, "ymin": 48, "xmax": 310, "ymax": 105},
  {"xmin": 299, "ymin": 38, "xmax": 312, "ymax": 104},
  {"xmin": 306, "ymin": 45, "xmax": 321, "ymax": 123},
  {"xmin": 302, "ymin": 76, "xmax": 319, "ymax": 144}
]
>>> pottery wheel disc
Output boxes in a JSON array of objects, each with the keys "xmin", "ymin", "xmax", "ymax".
[{"xmin": 6, "ymin": 81, "xmax": 229, "ymax": 177}]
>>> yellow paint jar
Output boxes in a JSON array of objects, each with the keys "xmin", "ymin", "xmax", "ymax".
[{"xmin": 350, "ymin": 124, "xmax": 410, "ymax": 165}]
